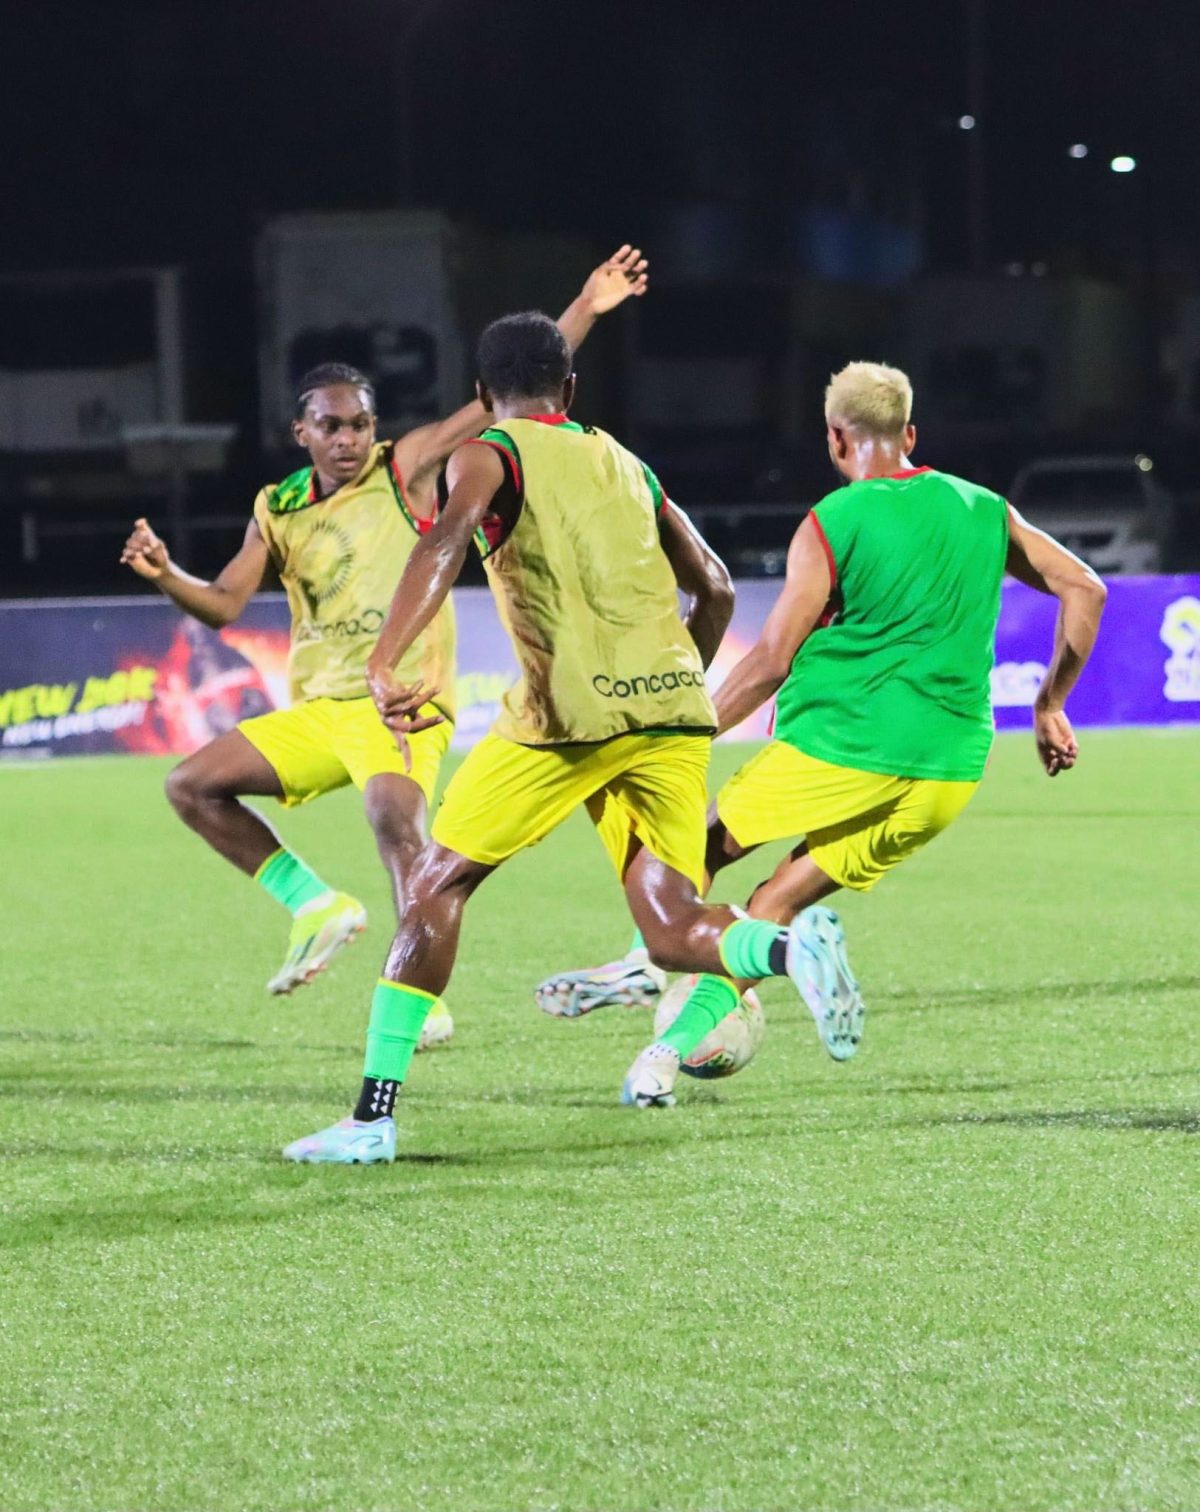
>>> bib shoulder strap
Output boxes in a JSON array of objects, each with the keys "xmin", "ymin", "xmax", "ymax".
[{"xmin": 266, "ymin": 465, "xmax": 317, "ymax": 516}]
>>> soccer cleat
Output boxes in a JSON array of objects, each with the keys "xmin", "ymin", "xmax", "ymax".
[
  {"xmin": 416, "ymin": 1001, "xmax": 454, "ymax": 1052},
  {"xmin": 620, "ymin": 1042, "xmax": 681, "ymax": 1108},
  {"xmin": 282, "ymin": 1115, "xmax": 396, "ymax": 1164},
  {"xmin": 535, "ymin": 951, "xmax": 668, "ymax": 1018},
  {"xmin": 267, "ymin": 891, "xmax": 367, "ymax": 995},
  {"xmin": 786, "ymin": 905, "xmax": 866, "ymax": 1062}
]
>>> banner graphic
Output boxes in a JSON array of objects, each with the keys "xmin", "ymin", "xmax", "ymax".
[{"xmin": 1, "ymin": 577, "xmax": 1197, "ymax": 762}]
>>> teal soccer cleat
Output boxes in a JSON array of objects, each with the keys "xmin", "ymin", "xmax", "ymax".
[
  {"xmin": 787, "ymin": 905, "xmax": 866, "ymax": 1062},
  {"xmin": 282, "ymin": 1116, "xmax": 396, "ymax": 1164}
]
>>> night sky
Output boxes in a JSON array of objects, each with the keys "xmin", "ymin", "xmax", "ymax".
[{"xmin": 1, "ymin": 0, "xmax": 1194, "ymax": 281}]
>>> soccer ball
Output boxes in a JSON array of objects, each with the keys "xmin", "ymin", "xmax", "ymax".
[{"xmin": 653, "ymin": 973, "xmax": 765, "ymax": 1080}]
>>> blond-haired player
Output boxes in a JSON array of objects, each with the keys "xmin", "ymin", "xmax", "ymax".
[
  {"xmin": 540, "ymin": 360, "xmax": 1108, "ymax": 1107},
  {"xmin": 121, "ymin": 247, "xmax": 648, "ymax": 1016}
]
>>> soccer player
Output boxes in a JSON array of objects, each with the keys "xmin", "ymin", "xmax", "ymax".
[
  {"xmin": 282, "ymin": 313, "xmax": 849, "ymax": 1162},
  {"xmin": 121, "ymin": 248, "xmax": 647, "ymax": 1023},
  {"xmin": 539, "ymin": 360, "xmax": 1108, "ymax": 1106}
]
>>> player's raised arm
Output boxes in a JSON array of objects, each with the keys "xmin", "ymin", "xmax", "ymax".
[
  {"xmin": 120, "ymin": 516, "xmax": 269, "ymax": 629},
  {"xmin": 657, "ymin": 501, "xmax": 734, "ymax": 669},
  {"xmin": 1004, "ymin": 504, "xmax": 1107, "ymax": 776},
  {"xmin": 711, "ymin": 515, "xmax": 832, "ymax": 734},
  {"xmin": 366, "ymin": 441, "xmax": 506, "ymax": 728},
  {"xmin": 393, "ymin": 245, "xmax": 648, "ymax": 485}
]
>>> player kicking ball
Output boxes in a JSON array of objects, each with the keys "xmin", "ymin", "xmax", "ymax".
[
  {"xmin": 121, "ymin": 247, "xmax": 647, "ymax": 1032},
  {"xmin": 538, "ymin": 361, "xmax": 1107, "ymax": 1105},
  {"xmin": 283, "ymin": 313, "xmax": 855, "ymax": 1163}
]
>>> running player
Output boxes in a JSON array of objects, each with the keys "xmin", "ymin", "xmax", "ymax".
[
  {"xmin": 121, "ymin": 247, "xmax": 647, "ymax": 1026},
  {"xmin": 538, "ymin": 360, "xmax": 1107, "ymax": 1107},
  {"xmin": 282, "ymin": 313, "xmax": 850, "ymax": 1162}
]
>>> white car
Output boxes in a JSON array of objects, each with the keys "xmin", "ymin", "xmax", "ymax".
[{"xmin": 1008, "ymin": 455, "xmax": 1173, "ymax": 575}]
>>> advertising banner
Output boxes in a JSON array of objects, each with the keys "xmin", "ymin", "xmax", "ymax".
[{"xmin": 1, "ymin": 577, "xmax": 1197, "ymax": 762}]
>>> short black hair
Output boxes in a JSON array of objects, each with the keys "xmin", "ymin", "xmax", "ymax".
[
  {"xmin": 477, "ymin": 311, "xmax": 570, "ymax": 402},
  {"xmin": 294, "ymin": 363, "xmax": 375, "ymax": 419}
]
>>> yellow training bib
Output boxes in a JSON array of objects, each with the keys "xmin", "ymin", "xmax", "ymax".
[
  {"xmin": 252, "ymin": 442, "xmax": 455, "ymax": 715},
  {"xmin": 478, "ymin": 417, "xmax": 715, "ymax": 745}
]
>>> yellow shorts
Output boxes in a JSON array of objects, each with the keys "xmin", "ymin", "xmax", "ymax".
[
  {"xmin": 431, "ymin": 730, "xmax": 711, "ymax": 890},
  {"xmin": 238, "ymin": 697, "xmax": 451, "ymax": 808},
  {"xmin": 716, "ymin": 741, "xmax": 978, "ymax": 892}
]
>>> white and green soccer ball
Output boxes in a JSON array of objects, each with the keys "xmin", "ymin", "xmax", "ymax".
[{"xmin": 653, "ymin": 973, "xmax": 765, "ymax": 1080}]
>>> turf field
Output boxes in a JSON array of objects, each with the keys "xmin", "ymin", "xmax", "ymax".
[{"xmin": 2, "ymin": 730, "xmax": 1198, "ymax": 1512}]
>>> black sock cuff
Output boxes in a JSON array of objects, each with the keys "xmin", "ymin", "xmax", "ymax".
[{"xmin": 354, "ymin": 1077, "xmax": 399, "ymax": 1122}]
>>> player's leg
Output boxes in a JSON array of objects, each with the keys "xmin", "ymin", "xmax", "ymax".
[
  {"xmin": 281, "ymin": 840, "xmax": 494, "ymax": 1165},
  {"xmin": 622, "ymin": 748, "xmax": 881, "ymax": 1091},
  {"xmin": 604, "ymin": 738, "xmax": 878, "ymax": 1104},
  {"xmin": 165, "ymin": 721, "xmax": 367, "ymax": 995},
  {"xmin": 282, "ymin": 734, "xmax": 604, "ymax": 1162},
  {"xmin": 164, "ymin": 728, "xmax": 287, "ymax": 874},
  {"xmin": 753, "ymin": 776, "xmax": 978, "ymax": 1040},
  {"xmin": 347, "ymin": 700, "xmax": 458, "ymax": 1049},
  {"xmin": 534, "ymin": 795, "xmax": 764, "ymax": 1018},
  {"xmin": 640, "ymin": 765, "xmax": 981, "ymax": 1098},
  {"xmin": 168, "ymin": 721, "xmax": 361, "ymax": 981}
]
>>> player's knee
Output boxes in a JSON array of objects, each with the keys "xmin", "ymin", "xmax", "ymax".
[
  {"xmin": 369, "ymin": 808, "xmax": 424, "ymax": 867},
  {"xmin": 164, "ymin": 760, "xmax": 204, "ymax": 815},
  {"xmin": 639, "ymin": 918, "xmax": 689, "ymax": 974}
]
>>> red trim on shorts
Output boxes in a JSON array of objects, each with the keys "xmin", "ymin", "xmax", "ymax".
[{"xmin": 808, "ymin": 510, "xmax": 838, "ymax": 595}]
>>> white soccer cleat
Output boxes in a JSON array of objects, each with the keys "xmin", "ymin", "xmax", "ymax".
[
  {"xmin": 620, "ymin": 1042, "xmax": 681, "ymax": 1108},
  {"xmin": 786, "ymin": 905, "xmax": 865, "ymax": 1061},
  {"xmin": 536, "ymin": 950, "xmax": 668, "ymax": 1018},
  {"xmin": 416, "ymin": 1002, "xmax": 454, "ymax": 1051}
]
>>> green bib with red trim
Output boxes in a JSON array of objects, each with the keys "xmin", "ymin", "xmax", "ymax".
[
  {"xmin": 252, "ymin": 441, "xmax": 455, "ymax": 711},
  {"xmin": 478, "ymin": 417, "xmax": 715, "ymax": 745},
  {"xmin": 774, "ymin": 468, "xmax": 1008, "ymax": 781}
]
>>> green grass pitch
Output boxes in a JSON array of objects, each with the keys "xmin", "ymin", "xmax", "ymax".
[{"xmin": 2, "ymin": 731, "xmax": 1198, "ymax": 1512}]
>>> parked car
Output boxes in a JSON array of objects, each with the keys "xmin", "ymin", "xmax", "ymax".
[{"xmin": 1008, "ymin": 455, "xmax": 1174, "ymax": 574}]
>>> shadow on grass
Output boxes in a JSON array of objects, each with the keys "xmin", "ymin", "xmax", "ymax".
[
  {"xmin": 0, "ymin": 1027, "xmax": 262, "ymax": 1050},
  {"xmin": 875, "ymin": 974, "xmax": 1200, "ymax": 1014},
  {"xmin": 0, "ymin": 1077, "xmax": 348, "ymax": 1105},
  {"xmin": 925, "ymin": 1106, "xmax": 1200, "ymax": 1134},
  {"xmin": 0, "ymin": 1189, "xmax": 362, "ymax": 1250}
]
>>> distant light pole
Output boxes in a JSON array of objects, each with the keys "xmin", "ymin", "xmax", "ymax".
[{"xmin": 965, "ymin": 0, "xmax": 987, "ymax": 272}]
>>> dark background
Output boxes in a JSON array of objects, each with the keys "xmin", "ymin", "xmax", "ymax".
[{"xmin": 2, "ymin": 0, "xmax": 1198, "ymax": 589}]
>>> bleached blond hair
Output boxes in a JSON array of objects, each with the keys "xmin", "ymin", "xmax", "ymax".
[{"xmin": 824, "ymin": 361, "xmax": 913, "ymax": 438}]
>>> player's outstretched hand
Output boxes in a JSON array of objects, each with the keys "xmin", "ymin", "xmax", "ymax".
[
  {"xmin": 120, "ymin": 518, "xmax": 170, "ymax": 580},
  {"xmin": 581, "ymin": 244, "xmax": 648, "ymax": 315},
  {"xmin": 1034, "ymin": 706, "xmax": 1078, "ymax": 776},
  {"xmin": 368, "ymin": 671, "xmax": 446, "ymax": 771}
]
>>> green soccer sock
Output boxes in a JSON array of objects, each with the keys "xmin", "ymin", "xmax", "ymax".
[
  {"xmin": 255, "ymin": 847, "xmax": 332, "ymax": 916},
  {"xmin": 718, "ymin": 917, "xmax": 788, "ymax": 980},
  {"xmin": 656, "ymin": 974, "xmax": 740, "ymax": 1058},
  {"xmin": 626, "ymin": 928, "xmax": 646, "ymax": 958},
  {"xmin": 362, "ymin": 979, "xmax": 437, "ymax": 1087}
]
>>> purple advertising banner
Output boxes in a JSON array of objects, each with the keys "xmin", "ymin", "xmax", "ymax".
[
  {"xmin": 1, "ymin": 576, "xmax": 1198, "ymax": 761},
  {"xmin": 990, "ymin": 574, "xmax": 1200, "ymax": 729}
]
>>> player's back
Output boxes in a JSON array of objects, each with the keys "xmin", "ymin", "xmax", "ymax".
[
  {"xmin": 777, "ymin": 466, "xmax": 1009, "ymax": 782},
  {"xmin": 476, "ymin": 415, "xmax": 716, "ymax": 746}
]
